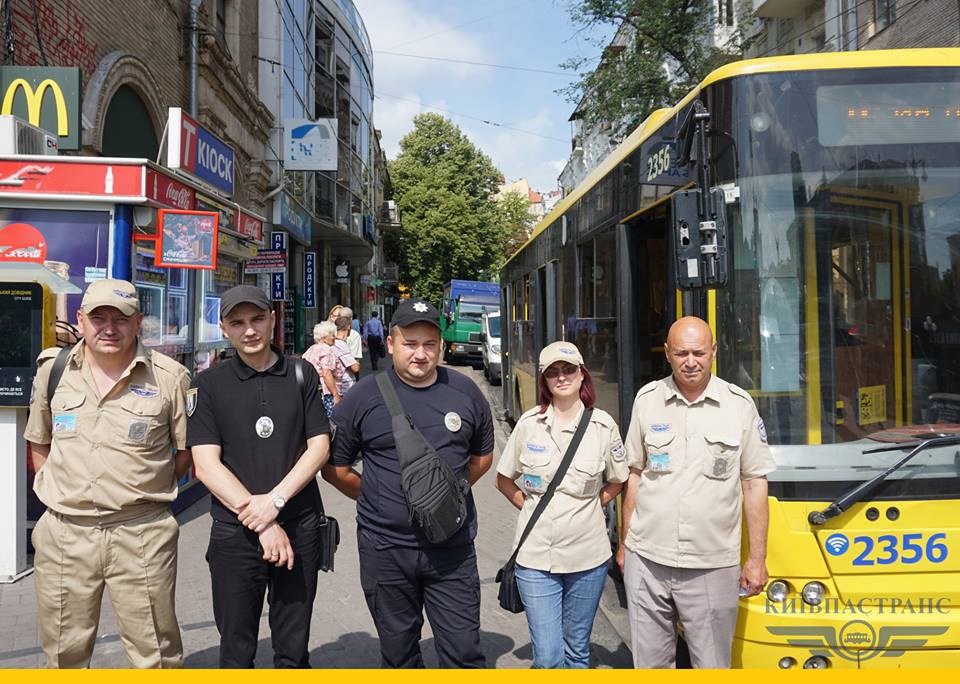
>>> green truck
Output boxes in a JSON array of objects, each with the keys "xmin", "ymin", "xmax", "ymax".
[{"xmin": 440, "ymin": 279, "xmax": 499, "ymax": 365}]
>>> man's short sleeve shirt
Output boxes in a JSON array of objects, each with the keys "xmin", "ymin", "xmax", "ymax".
[{"xmin": 623, "ymin": 375, "xmax": 775, "ymax": 569}]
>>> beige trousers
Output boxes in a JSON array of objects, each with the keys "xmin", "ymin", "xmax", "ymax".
[
  {"xmin": 624, "ymin": 549, "xmax": 739, "ymax": 668},
  {"xmin": 32, "ymin": 509, "xmax": 183, "ymax": 668}
]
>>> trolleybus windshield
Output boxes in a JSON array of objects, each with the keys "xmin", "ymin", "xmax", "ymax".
[{"xmin": 707, "ymin": 68, "xmax": 960, "ymax": 498}]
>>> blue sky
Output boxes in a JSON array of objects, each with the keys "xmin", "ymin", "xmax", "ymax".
[{"xmin": 353, "ymin": 0, "xmax": 609, "ymax": 192}]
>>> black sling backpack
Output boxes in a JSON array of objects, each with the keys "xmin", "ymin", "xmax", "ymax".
[{"xmin": 375, "ymin": 371, "xmax": 469, "ymax": 544}]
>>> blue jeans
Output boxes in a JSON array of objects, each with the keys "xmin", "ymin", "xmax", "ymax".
[{"xmin": 515, "ymin": 561, "xmax": 608, "ymax": 668}]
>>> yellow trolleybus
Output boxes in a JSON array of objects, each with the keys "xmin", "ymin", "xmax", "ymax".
[{"xmin": 500, "ymin": 48, "xmax": 960, "ymax": 668}]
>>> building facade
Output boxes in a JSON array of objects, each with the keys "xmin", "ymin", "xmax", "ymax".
[
  {"xmin": 259, "ymin": 0, "xmax": 380, "ymax": 349},
  {"xmin": 746, "ymin": 0, "xmax": 960, "ymax": 58}
]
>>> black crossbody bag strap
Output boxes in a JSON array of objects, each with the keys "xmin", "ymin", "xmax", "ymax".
[
  {"xmin": 375, "ymin": 370, "xmax": 408, "ymax": 422},
  {"xmin": 507, "ymin": 407, "xmax": 593, "ymax": 564},
  {"xmin": 46, "ymin": 344, "xmax": 75, "ymax": 407}
]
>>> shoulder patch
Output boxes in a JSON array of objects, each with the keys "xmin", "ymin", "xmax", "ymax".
[{"xmin": 186, "ymin": 388, "xmax": 198, "ymax": 417}]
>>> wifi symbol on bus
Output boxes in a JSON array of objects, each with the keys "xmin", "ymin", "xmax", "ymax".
[{"xmin": 825, "ymin": 533, "xmax": 850, "ymax": 556}]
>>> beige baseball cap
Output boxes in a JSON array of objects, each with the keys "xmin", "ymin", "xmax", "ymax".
[
  {"xmin": 80, "ymin": 279, "xmax": 140, "ymax": 316},
  {"xmin": 539, "ymin": 340, "xmax": 584, "ymax": 371}
]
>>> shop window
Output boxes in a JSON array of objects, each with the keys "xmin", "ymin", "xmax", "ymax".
[
  {"xmin": 199, "ymin": 257, "xmax": 244, "ymax": 343},
  {"xmin": 875, "ymin": 0, "xmax": 896, "ymax": 30},
  {"xmin": 134, "ymin": 244, "xmax": 191, "ymax": 349}
]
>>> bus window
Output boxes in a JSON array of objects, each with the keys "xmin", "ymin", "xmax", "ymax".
[{"xmin": 578, "ymin": 240, "xmax": 594, "ymax": 317}]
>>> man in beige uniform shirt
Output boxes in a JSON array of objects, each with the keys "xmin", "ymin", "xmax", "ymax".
[
  {"xmin": 618, "ymin": 316, "xmax": 775, "ymax": 669},
  {"xmin": 23, "ymin": 279, "xmax": 191, "ymax": 668}
]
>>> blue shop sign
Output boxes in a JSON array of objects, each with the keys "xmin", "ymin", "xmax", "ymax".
[{"xmin": 273, "ymin": 193, "xmax": 311, "ymax": 245}]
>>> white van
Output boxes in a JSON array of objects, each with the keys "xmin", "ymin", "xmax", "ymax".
[{"xmin": 481, "ymin": 310, "xmax": 501, "ymax": 385}]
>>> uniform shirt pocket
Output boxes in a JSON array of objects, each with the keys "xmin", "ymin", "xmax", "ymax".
[
  {"xmin": 116, "ymin": 394, "xmax": 167, "ymax": 449},
  {"xmin": 643, "ymin": 431, "xmax": 676, "ymax": 475},
  {"xmin": 703, "ymin": 432, "xmax": 741, "ymax": 479},
  {"xmin": 519, "ymin": 443, "xmax": 552, "ymax": 494},
  {"xmin": 565, "ymin": 455, "xmax": 605, "ymax": 498},
  {"xmin": 51, "ymin": 392, "xmax": 85, "ymax": 438}
]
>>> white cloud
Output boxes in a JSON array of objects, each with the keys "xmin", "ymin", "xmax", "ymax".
[{"xmin": 356, "ymin": 0, "xmax": 493, "ymax": 92}]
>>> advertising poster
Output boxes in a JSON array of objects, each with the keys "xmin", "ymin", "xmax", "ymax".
[
  {"xmin": 156, "ymin": 209, "xmax": 219, "ymax": 269},
  {"xmin": 0, "ymin": 208, "xmax": 111, "ymax": 328}
]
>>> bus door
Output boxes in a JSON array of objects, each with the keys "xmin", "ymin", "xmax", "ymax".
[
  {"xmin": 619, "ymin": 205, "xmax": 674, "ymax": 425},
  {"xmin": 812, "ymin": 185, "xmax": 910, "ymax": 441}
]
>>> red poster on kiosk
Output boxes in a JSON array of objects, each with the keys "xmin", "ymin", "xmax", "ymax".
[{"xmin": 155, "ymin": 209, "xmax": 219, "ymax": 269}]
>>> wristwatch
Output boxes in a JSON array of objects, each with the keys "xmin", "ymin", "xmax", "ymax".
[{"xmin": 270, "ymin": 492, "xmax": 286, "ymax": 510}]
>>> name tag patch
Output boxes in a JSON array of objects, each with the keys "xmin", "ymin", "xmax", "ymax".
[
  {"xmin": 52, "ymin": 414, "xmax": 77, "ymax": 434},
  {"xmin": 525, "ymin": 442, "xmax": 547, "ymax": 453},
  {"xmin": 651, "ymin": 423, "xmax": 672, "ymax": 433},
  {"xmin": 649, "ymin": 453, "xmax": 670, "ymax": 472},
  {"xmin": 128, "ymin": 420, "xmax": 149, "ymax": 443},
  {"xmin": 129, "ymin": 384, "xmax": 159, "ymax": 398},
  {"xmin": 522, "ymin": 473, "xmax": 546, "ymax": 494}
]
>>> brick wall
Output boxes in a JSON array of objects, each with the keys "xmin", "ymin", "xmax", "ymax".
[{"xmin": 857, "ymin": 0, "xmax": 960, "ymax": 50}]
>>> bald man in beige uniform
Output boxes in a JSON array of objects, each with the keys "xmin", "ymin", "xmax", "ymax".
[
  {"xmin": 618, "ymin": 317, "xmax": 775, "ymax": 668},
  {"xmin": 23, "ymin": 279, "xmax": 191, "ymax": 668}
]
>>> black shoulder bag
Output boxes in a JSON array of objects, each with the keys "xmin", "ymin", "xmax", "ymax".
[
  {"xmin": 294, "ymin": 359, "xmax": 340, "ymax": 572},
  {"xmin": 375, "ymin": 371, "xmax": 470, "ymax": 544},
  {"xmin": 496, "ymin": 407, "xmax": 594, "ymax": 613}
]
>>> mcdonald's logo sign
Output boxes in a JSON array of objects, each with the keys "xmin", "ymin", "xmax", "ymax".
[{"xmin": 0, "ymin": 67, "xmax": 80, "ymax": 150}]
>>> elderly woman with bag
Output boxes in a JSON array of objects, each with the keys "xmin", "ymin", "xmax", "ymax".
[{"xmin": 495, "ymin": 341, "xmax": 628, "ymax": 668}]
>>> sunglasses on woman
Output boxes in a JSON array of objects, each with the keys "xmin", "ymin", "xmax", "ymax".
[{"xmin": 543, "ymin": 363, "xmax": 579, "ymax": 380}]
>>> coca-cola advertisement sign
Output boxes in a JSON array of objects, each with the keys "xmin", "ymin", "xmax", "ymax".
[
  {"xmin": 0, "ymin": 208, "xmax": 111, "ymax": 319},
  {"xmin": 236, "ymin": 210, "xmax": 263, "ymax": 242},
  {"xmin": 0, "ymin": 222, "xmax": 47, "ymax": 262},
  {"xmin": 147, "ymin": 169, "xmax": 195, "ymax": 210}
]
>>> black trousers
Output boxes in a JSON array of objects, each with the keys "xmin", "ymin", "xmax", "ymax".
[
  {"xmin": 358, "ymin": 528, "xmax": 486, "ymax": 668},
  {"xmin": 206, "ymin": 511, "xmax": 322, "ymax": 668},
  {"xmin": 367, "ymin": 335, "xmax": 383, "ymax": 369}
]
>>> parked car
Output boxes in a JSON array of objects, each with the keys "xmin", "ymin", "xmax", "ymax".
[{"xmin": 481, "ymin": 309, "xmax": 501, "ymax": 385}]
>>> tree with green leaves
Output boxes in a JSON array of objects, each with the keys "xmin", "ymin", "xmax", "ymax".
[
  {"xmin": 386, "ymin": 113, "xmax": 504, "ymax": 303},
  {"xmin": 560, "ymin": 0, "xmax": 752, "ymax": 131},
  {"xmin": 496, "ymin": 190, "xmax": 536, "ymax": 261}
]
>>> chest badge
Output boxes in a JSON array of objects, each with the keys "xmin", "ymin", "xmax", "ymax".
[
  {"xmin": 128, "ymin": 420, "xmax": 149, "ymax": 443},
  {"xmin": 256, "ymin": 416, "xmax": 274, "ymax": 438},
  {"xmin": 444, "ymin": 411, "xmax": 462, "ymax": 432}
]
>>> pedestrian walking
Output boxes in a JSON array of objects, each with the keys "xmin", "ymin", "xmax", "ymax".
[
  {"xmin": 302, "ymin": 321, "xmax": 344, "ymax": 416},
  {"xmin": 495, "ymin": 341, "xmax": 627, "ymax": 668},
  {"xmin": 362, "ymin": 310, "xmax": 385, "ymax": 370},
  {"xmin": 23, "ymin": 279, "xmax": 191, "ymax": 668},
  {"xmin": 618, "ymin": 316, "xmax": 775, "ymax": 668},
  {"xmin": 334, "ymin": 315, "xmax": 361, "ymax": 393},
  {"xmin": 322, "ymin": 298, "xmax": 494, "ymax": 668},
  {"xmin": 339, "ymin": 307, "xmax": 363, "ymax": 367},
  {"xmin": 187, "ymin": 285, "xmax": 332, "ymax": 668}
]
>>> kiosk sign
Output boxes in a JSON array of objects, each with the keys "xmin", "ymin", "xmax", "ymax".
[{"xmin": 167, "ymin": 108, "xmax": 235, "ymax": 196}]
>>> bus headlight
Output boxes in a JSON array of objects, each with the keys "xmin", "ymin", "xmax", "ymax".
[
  {"xmin": 491, "ymin": 343, "xmax": 500, "ymax": 353},
  {"xmin": 803, "ymin": 655, "xmax": 830, "ymax": 669},
  {"xmin": 801, "ymin": 581, "xmax": 826, "ymax": 605},
  {"xmin": 778, "ymin": 657, "xmax": 797, "ymax": 669},
  {"xmin": 766, "ymin": 580, "xmax": 789, "ymax": 602}
]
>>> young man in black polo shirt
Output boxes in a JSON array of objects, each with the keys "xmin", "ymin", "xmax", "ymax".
[
  {"xmin": 322, "ymin": 298, "xmax": 495, "ymax": 668},
  {"xmin": 187, "ymin": 285, "xmax": 331, "ymax": 668}
]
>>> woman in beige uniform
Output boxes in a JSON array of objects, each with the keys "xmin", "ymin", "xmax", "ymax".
[{"xmin": 495, "ymin": 341, "xmax": 628, "ymax": 668}]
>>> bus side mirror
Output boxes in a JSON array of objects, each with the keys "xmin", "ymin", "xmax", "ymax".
[{"xmin": 671, "ymin": 187, "xmax": 729, "ymax": 289}]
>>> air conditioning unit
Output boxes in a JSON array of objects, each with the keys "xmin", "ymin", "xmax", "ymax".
[{"xmin": 0, "ymin": 115, "xmax": 59, "ymax": 155}]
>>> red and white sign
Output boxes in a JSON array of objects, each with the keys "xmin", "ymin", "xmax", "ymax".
[
  {"xmin": 146, "ymin": 168, "xmax": 195, "ymax": 209},
  {"xmin": 236, "ymin": 210, "xmax": 263, "ymax": 242},
  {"xmin": 0, "ymin": 160, "xmax": 141, "ymax": 198},
  {"xmin": 0, "ymin": 222, "xmax": 47, "ymax": 263}
]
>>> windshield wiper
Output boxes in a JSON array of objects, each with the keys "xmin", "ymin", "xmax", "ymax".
[{"xmin": 808, "ymin": 434, "xmax": 960, "ymax": 525}]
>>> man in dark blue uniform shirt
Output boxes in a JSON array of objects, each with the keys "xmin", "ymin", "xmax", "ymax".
[
  {"xmin": 323, "ymin": 298, "xmax": 494, "ymax": 668},
  {"xmin": 187, "ymin": 285, "xmax": 331, "ymax": 668}
]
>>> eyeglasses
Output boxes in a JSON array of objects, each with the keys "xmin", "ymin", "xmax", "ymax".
[{"xmin": 543, "ymin": 363, "xmax": 579, "ymax": 380}]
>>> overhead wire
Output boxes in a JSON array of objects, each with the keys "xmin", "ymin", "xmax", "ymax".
[{"xmin": 375, "ymin": 91, "xmax": 567, "ymax": 142}]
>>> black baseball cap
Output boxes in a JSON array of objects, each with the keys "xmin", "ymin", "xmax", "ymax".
[
  {"xmin": 220, "ymin": 285, "xmax": 271, "ymax": 319},
  {"xmin": 391, "ymin": 298, "xmax": 441, "ymax": 329}
]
